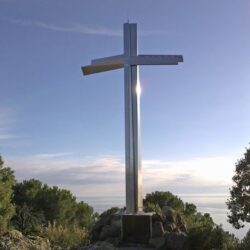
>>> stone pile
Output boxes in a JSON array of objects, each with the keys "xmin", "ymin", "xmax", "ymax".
[
  {"xmin": 90, "ymin": 206, "xmax": 188, "ymax": 250},
  {"xmin": 91, "ymin": 209, "xmax": 122, "ymax": 247},
  {"xmin": 149, "ymin": 207, "xmax": 187, "ymax": 250}
]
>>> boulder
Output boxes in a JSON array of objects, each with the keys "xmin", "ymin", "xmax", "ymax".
[
  {"xmin": 99, "ymin": 225, "xmax": 120, "ymax": 240},
  {"xmin": 152, "ymin": 221, "xmax": 165, "ymax": 238},
  {"xmin": 91, "ymin": 211, "xmax": 122, "ymax": 243},
  {"xmin": 5, "ymin": 230, "xmax": 23, "ymax": 239},
  {"xmin": 164, "ymin": 222, "xmax": 176, "ymax": 232},
  {"xmin": 92, "ymin": 219, "xmax": 105, "ymax": 233},
  {"xmin": 150, "ymin": 208, "xmax": 188, "ymax": 250},
  {"xmin": 149, "ymin": 236, "xmax": 165, "ymax": 249},
  {"xmin": 152, "ymin": 213, "xmax": 165, "ymax": 223},
  {"xmin": 104, "ymin": 237, "xmax": 120, "ymax": 247},
  {"xmin": 110, "ymin": 216, "xmax": 122, "ymax": 229},
  {"xmin": 176, "ymin": 214, "xmax": 187, "ymax": 233},
  {"xmin": 164, "ymin": 232, "xmax": 188, "ymax": 250},
  {"xmin": 162, "ymin": 206, "xmax": 187, "ymax": 233},
  {"xmin": 162, "ymin": 206, "xmax": 177, "ymax": 224}
]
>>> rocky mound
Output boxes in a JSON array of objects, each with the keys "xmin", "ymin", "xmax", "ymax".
[
  {"xmin": 0, "ymin": 230, "xmax": 51, "ymax": 250},
  {"xmin": 90, "ymin": 206, "xmax": 188, "ymax": 250}
]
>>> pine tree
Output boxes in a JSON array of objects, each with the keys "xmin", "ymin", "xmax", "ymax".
[{"xmin": 227, "ymin": 147, "xmax": 250, "ymax": 228}]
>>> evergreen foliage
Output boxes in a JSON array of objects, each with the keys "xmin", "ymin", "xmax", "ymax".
[
  {"xmin": 12, "ymin": 203, "xmax": 45, "ymax": 234},
  {"xmin": 227, "ymin": 147, "xmax": 250, "ymax": 229},
  {"xmin": 0, "ymin": 156, "xmax": 15, "ymax": 234},
  {"xmin": 144, "ymin": 191, "xmax": 185, "ymax": 211},
  {"xmin": 12, "ymin": 179, "xmax": 94, "ymax": 233}
]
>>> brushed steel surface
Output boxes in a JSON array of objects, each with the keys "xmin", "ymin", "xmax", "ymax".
[
  {"xmin": 129, "ymin": 54, "xmax": 183, "ymax": 65},
  {"xmin": 124, "ymin": 23, "xmax": 142, "ymax": 213}
]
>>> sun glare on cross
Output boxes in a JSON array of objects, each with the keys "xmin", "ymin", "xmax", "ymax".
[{"xmin": 136, "ymin": 81, "xmax": 142, "ymax": 96}]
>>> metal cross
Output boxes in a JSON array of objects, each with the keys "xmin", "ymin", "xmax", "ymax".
[{"xmin": 82, "ymin": 23, "xmax": 183, "ymax": 214}]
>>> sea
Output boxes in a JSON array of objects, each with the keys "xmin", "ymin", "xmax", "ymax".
[{"xmin": 78, "ymin": 194, "xmax": 250, "ymax": 240}]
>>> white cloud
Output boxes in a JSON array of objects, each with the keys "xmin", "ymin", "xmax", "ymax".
[
  {"xmin": 142, "ymin": 156, "xmax": 236, "ymax": 194},
  {"xmin": 4, "ymin": 153, "xmax": 236, "ymax": 197}
]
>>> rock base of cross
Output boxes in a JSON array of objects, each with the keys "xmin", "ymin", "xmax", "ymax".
[
  {"xmin": 121, "ymin": 214, "xmax": 152, "ymax": 245},
  {"xmin": 90, "ymin": 207, "xmax": 188, "ymax": 249}
]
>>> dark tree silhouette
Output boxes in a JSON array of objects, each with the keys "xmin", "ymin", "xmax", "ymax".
[{"xmin": 227, "ymin": 147, "xmax": 250, "ymax": 229}]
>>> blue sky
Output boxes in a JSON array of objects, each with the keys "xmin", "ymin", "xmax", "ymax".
[{"xmin": 1, "ymin": 0, "xmax": 250, "ymax": 200}]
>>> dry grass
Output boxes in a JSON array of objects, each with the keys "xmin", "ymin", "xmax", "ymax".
[{"xmin": 44, "ymin": 222, "xmax": 89, "ymax": 249}]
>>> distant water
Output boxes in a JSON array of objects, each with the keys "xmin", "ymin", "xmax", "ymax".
[{"xmin": 78, "ymin": 194, "xmax": 250, "ymax": 240}]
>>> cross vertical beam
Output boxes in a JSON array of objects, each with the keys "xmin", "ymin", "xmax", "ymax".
[
  {"xmin": 124, "ymin": 23, "xmax": 142, "ymax": 213},
  {"xmin": 81, "ymin": 22, "xmax": 183, "ymax": 215}
]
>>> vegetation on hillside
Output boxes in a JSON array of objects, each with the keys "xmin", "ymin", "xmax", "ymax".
[
  {"xmin": 12, "ymin": 178, "xmax": 94, "ymax": 233},
  {"xmin": 144, "ymin": 191, "xmax": 239, "ymax": 250},
  {"xmin": 1, "ymin": 152, "xmax": 250, "ymax": 249},
  {"xmin": 0, "ymin": 155, "xmax": 93, "ymax": 249}
]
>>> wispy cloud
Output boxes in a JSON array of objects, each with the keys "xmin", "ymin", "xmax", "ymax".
[
  {"xmin": 5, "ymin": 153, "xmax": 236, "ymax": 197},
  {"xmin": 9, "ymin": 19, "xmax": 123, "ymax": 37},
  {"xmin": 8, "ymin": 19, "xmax": 166, "ymax": 37},
  {"xmin": 33, "ymin": 152, "xmax": 75, "ymax": 159}
]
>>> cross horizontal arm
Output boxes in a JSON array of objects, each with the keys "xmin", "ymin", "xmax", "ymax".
[
  {"xmin": 82, "ymin": 54, "xmax": 183, "ymax": 75},
  {"xmin": 129, "ymin": 55, "xmax": 183, "ymax": 65}
]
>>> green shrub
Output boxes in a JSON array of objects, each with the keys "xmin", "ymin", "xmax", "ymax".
[
  {"xmin": 143, "ymin": 191, "xmax": 184, "ymax": 211},
  {"xmin": 12, "ymin": 179, "xmax": 94, "ymax": 233},
  {"xmin": 11, "ymin": 203, "xmax": 45, "ymax": 234},
  {"xmin": 143, "ymin": 202, "xmax": 161, "ymax": 213}
]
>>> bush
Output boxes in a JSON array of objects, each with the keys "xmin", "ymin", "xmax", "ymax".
[
  {"xmin": 100, "ymin": 207, "xmax": 120, "ymax": 217},
  {"xmin": 12, "ymin": 179, "xmax": 94, "ymax": 234},
  {"xmin": 11, "ymin": 203, "xmax": 45, "ymax": 234},
  {"xmin": 143, "ymin": 202, "xmax": 161, "ymax": 213},
  {"xmin": 143, "ymin": 191, "xmax": 185, "ymax": 212}
]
